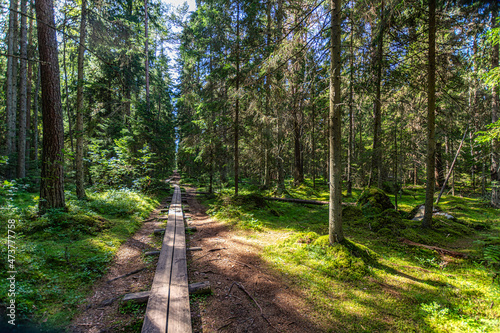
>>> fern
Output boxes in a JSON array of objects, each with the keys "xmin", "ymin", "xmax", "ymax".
[{"xmin": 484, "ymin": 245, "xmax": 500, "ymax": 265}]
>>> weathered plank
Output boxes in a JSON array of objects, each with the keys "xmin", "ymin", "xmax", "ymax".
[
  {"xmin": 142, "ymin": 186, "xmax": 179, "ymax": 333},
  {"xmin": 123, "ymin": 281, "xmax": 211, "ymax": 305},
  {"xmin": 167, "ymin": 204, "xmax": 191, "ymax": 332},
  {"xmin": 142, "ymin": 185, "xmax": 192, "ymax": 333}
]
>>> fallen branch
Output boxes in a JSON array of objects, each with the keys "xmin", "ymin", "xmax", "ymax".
[
  {"xmin": 208, "ymin": 248, "xmax": 226, "ymax": 252},
  {"xmin": 227, "ymin": 282, "xmax": 280, "ymax": 332},
  {"xmin": 400, "ymin": 238, "xmax": 467, "ymax": 258},
  {"xmin": 106, "ymin": 267, "xmax": 146, "ymax": 283},
  {"xmin": 264, "ymin": 197, "xmax": 328, "ymax": 205}
]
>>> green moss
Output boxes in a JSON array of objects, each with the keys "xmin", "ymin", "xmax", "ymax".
[
  {"xmin": 358, "ymin": 187, "xmax": 394, "ymax": 217},
  {"xmin": 342, "ymin": 205, "xmax": 363, "ymax": 224},
  {"xmin": 312, "ymin": 234, "xmax": 330, "ymax": 247}
]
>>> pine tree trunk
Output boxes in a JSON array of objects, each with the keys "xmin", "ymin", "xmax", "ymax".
[
  {"xmin": 6, "ymin": 0, "xmax": 19, "ymax": 179},
  {"xmin": 329, "ymin": 0, "xmax": 344, "ymax": 244},
  {"xmin": 276, "ymin": 0, "xmax": 285, "ymax": 194},
  {"xmin": 17, "ymin": 0, "xmax": 28, "ymax": 179},
  {"xmin": 369, "ymin": 0, "xmax": 384, "ymax": 188},
  {"xmin": 145, "ymin": 0, "xmax": 150, "ymax": 111},
  {"xmin": 423, "ymin": 0, "xmax": 436, "ymax": 227},
  {"xmin": 234, "ymin": 0, "xmax": 240, "ymax": 196},
  {"xmin": 76, "ymin": 0, "xmax": 87, "ymax": 200},
  {"xmin": 26, "ymin": 1, "xmax": 34, "ymax": 174},
  {"xmin": 33, "ymin": 68, "xmax": 40, "ymax": 163},
  {"xmin": 347, "ymin": 3, "xmax": 354, "ymax": 195},
  {"xmin": 492, "ymin": 31, "xmax": 500, "ymax": 207},
  {"xmin": 36, "ymin": 0, "xmax": 66, "ymax": 213}
]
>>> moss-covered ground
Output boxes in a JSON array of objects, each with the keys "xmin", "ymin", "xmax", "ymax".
[
  {"xmin": 195, "ymin": 177, "xmax": 500, "ymax": 332},
  {"xmin": 0, "ymin": 183, "xmax": 169, "ymax": 332}
]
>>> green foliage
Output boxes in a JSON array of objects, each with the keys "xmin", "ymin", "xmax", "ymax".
[{"xmin": 88, "ymin": 138, "xmax": 157, "ymax": 190}]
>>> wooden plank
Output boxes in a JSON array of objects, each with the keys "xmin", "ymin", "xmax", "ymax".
[
  {"xmin": 167, "ymin": 203, "xmax": 192, "ymax": 332},
  {"xmin": 142, "ymin": 186, "xmax": 180, "ymax": 333},
  {"xmin": 123, "ymin": 291, "xmax": 150, "ymax": 304},
  {"xmin": 122, "ymin": 281, "xmax": 211, "ymax": 305}
]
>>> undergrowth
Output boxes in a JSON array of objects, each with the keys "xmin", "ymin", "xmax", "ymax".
[{"xmin": 0, "ymin": 183, "xmax": 166, "ymax": 331}]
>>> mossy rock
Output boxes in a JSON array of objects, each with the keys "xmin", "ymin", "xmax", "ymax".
[
  {"xmin": 370, "ymin": 209, "xmax": 405, "ymax": 232},
  {"xmin": 342, "ymin": 205, "xmax": 363, "ymax": 224},
  {"xmin": 309, "ymin": 236, "xmax": 370, "ymax": 280},
  {"xmin": 357, "ymin": 188, "xmax": 394, "ymax": 217}
]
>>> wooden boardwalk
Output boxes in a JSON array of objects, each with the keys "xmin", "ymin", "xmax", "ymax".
[{"xmin": 142, "ymin": 185, "xmax": 192, "ymax": 333}]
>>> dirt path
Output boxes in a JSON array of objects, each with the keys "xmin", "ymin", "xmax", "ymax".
[{"xmin": 184, "ymin": 186, "xmax": 321, "ymax": 333}]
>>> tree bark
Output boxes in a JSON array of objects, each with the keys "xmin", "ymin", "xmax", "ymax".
[
  {"xmin": 145, "ymin": 0, "xmax": 150, "ymax": 111},
  {"xmin": 25, "ymin": 0, "xmax": 34, "ymax": 174},
  {"xmin": 347, "ymin": 2, "xmax": 354, "ymax": 195},
  {"xmin": 76, "ymin": 0, "xmax": 87, "ymax": 200},
  {"xmin": 329, "ymin": 0, "xmax": 344, "ymax": 244},
  {"xmin": 276, "ymin": 0, "xmax": 285, "ymax": 194},
  {"xmin": 17, "ymin": 0, "xmax": 28, "ymax": 178},
  {"xmin": 234, "ymin": 0, "xmax": 240, "ymax": 196},
  {"xmin": 6, "ymin": 0, "xmax": 19, "ymax": 179},
  {"xmin": 36, "ymin": 0, "xmax": 66, "ymax": 213},
  {"xmin": 369, "ymin": 0, "xmax": 384, "ymax": 188},
  {"xmin": 492, "ymin": 8, "xmax": 500, "ymax": 208},
  {"xmin": 423, "ymin": 0, "xmax": 436, "ymax": 228}
]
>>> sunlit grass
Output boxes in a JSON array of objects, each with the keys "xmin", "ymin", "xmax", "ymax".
[
  {"xmin": 0, "ymin": 186, "xmax": 164, "ymax": 330},
  {"xmin": 201, "ymin": 180, "xmax": 500, "ymax": 332}
]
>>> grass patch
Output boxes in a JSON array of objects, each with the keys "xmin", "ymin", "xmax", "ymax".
[
  {"xmin": 200, "ymin": 180, "xmax": 500, "ymax": 332},
  {"xmin": 0, "ymin": 185, "xmax": 166, "ymax": 331}
]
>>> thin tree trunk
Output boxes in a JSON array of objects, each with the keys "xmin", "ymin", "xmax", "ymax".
[
  {"xmin": 491, "ymin": 8, "xmax": 500, "ymax": 208},
  {"xmin": 347, "ymin": 2, "xmax": 354, "ymax": 195},
  {"xmin": 329, "ymin": 0, "xmax": 344, "ymax": 244},
  {"xmin": 76, "ymin": 0, "xmax": 87, "ymax": 200},
  {"xmin": 26, "ymin": 0, "xmax": 34, "ymax": 174},
  {"xmin": 276, "ymin": 0, "xmax": 285, "ymax": 194},
  {"xmin": 145, "ymin": 0, "xmax": 150, "ymax": 111},
  {"xmin": 436, "ymin": 128, "xmax": 467, "ymax": 205},
  {"xmin": 369, "ymin": 0, "xmax": 384, "ymax": 188},
  {"xmin": 33, "ymin": 67, "xmax": 40, "ymax": 163},
  {"xmin": 36, "ymin": 0, "xmax": 66, "ymax": 213},
  {"xmin": 423, "ymin": 0, "xmax": 436, "ymax": 228},
  {"xmin": 6, "ymin": 0, "xmax": 19, "ymax": 179},
  {"xmin": 17, "ymin": 0, "xmax": 28, "ymax": 178},
  {"xmin": 62, "ymin": 4, "xmax": 74, "ymax": 154},
  {"xmin": 234, "ymin": 0, "xmax": 240, "ymax": 196}
]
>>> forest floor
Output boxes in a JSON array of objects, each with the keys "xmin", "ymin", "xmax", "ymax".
[
  {"xmin": 184, "ymin": 185, "xmax": 322, "ymax": 333},
  {"xmin": 69, "ymin": 182, "xmax": 320, "ymax": 332},
  {"xmin": 69, "ymin": 198, "xmax": 167, "ymax": 332}
]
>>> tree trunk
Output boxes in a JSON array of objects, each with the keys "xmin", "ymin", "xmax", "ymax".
[
  {"xmin": 276, "ymin": 0, "xmax": 285, "ymax": 194},
  {"xmin": 33, "ymin": 67, "xmax": 40, "ymax": 163},
  {"xmin": 329, "ymin": 0, "xmax": 344, "ymax": 244},
  {"xmin": 347, "ymin": 3, "xmax": 354, "ymax": 195},
  {"xmin": 234, "ymin": 0, "xmax": 240, "ymax": 196},
  {"xmin": 423, "ymin": 0, "xmax": 436, "ymax": 228},
  {"xmin": 76, "ymin": 0, "xmax": 87, "ymax": 200},
  {"xmin": 62, "ymin": 7, "xmax": 74, "ymax": 154},
  {"xmin": 145, "ymin": 0, "xmax": 150, "ymax": 111},
  {"xmin": 492, "ymin": 8, "xmax": 500, "ymax": 208},
  {"xmin": 36, "ymin": 0, "xmax": 66, "ymax": 213},
  {"xmin": 25, "ymin": 1, "xmax": 34, "ymax": 174},
  {"xmin": 6, "ymin": 0, "xmax": 19, "ymax": 179},
  {"xmin": 369, "ymin": 0, "xmax": 384, "ymax": 188},
  {"xmin": 17, "ymin": 0, "xmax": 28, "ymax": 179}
]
